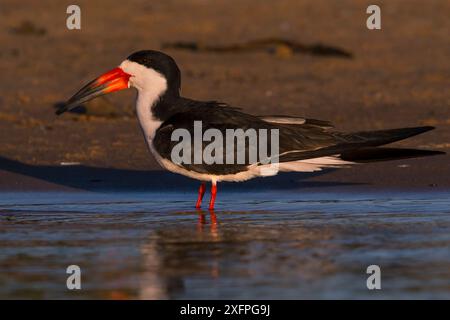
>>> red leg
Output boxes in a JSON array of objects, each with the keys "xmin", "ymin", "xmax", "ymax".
[
  {"xmin": 209, "ymin": 182, "xmax": 217, "ymax": 210},
  {"xmin": 195, "ymin": 183, "xmax": 206, "ymax": 208}
]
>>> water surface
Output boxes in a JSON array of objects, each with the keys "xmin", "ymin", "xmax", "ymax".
[{"xmin": 0, "ymin": 191, "xmax": 449, "ymax": 299}]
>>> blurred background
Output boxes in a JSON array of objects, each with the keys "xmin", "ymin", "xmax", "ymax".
[{"xmin": 0, "ymin": 0, "xmax": 449, "ymax": 188}]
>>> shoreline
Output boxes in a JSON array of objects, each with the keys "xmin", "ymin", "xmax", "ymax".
[{"xmin": 1, "ymin": 155, "xmax": 448, "ymax": 193}]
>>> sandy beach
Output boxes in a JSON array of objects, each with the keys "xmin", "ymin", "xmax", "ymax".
[{"xmin": 0, "ymin": 0, "xmax": 449, "ymax": 191}]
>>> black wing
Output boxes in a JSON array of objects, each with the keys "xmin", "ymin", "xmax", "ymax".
[{"xmin": 153, "ymin": 102, "xmax": 435, "ymax": 175}]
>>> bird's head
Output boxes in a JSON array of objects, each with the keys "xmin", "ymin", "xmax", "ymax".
[{"xmin": 56, "ymin": 50, "xmax": 181, "ymax": 115}]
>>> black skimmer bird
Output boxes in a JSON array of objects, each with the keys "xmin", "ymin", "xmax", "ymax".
[{"xmin": 56, "ymin": 50, "xmax": 443, "ymax": 210}]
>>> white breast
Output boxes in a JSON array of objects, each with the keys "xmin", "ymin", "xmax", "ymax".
[
  {"xmin": 119, "ymin": 60, "xmax": 166, "ymax": 151},
  {"xmin": 135, "ymin": 94, "xmax": 163, "ymax": 141}
]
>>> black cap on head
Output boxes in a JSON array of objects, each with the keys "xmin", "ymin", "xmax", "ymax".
[{"xmin": 127, "ymin": 50, "xmax": 181, "ymax": 96}]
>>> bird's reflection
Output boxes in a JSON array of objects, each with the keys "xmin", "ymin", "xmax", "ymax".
[
  {"xmin": 197, "ymin": 209, "xmax": 219, "ymax": 238},
  {"xmin": 138, "ymin": 209, "xmax": 222, "ymax": 299},
  {"xmin": 135, "ymin": 209, "xmax": 343, "ymax": 299}
]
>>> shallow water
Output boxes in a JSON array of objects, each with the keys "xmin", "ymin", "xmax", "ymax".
[{"xmin": 0, "ymin": 191, "xmax": 449, "ymax": 299}]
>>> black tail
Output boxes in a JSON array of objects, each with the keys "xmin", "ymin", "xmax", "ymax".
[
  {"xmin": 342, "ymin": 126, "xmax": 435, "ymax": 147},
  {"xmin": 340, "ymin": 147, "xmax": 445, "ymax": 163},
  {"xmin": 278, "ymin": 126, "xmax": 442, "ymax": 163}
]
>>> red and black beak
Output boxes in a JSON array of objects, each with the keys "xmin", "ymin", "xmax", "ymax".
[{"xmin": 56, "ymin": 67, "xmax": 132, "ymax": 115}]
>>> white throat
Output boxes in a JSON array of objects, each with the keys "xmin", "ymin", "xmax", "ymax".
[{"xmin": 119, "ymin": 60, "xmax": 167, "ymax": 141}]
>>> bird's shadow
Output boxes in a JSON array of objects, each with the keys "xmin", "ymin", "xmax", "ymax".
[{"xmin": 0, "ymin": 155, "xmax": 363, "ymax": 192}]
